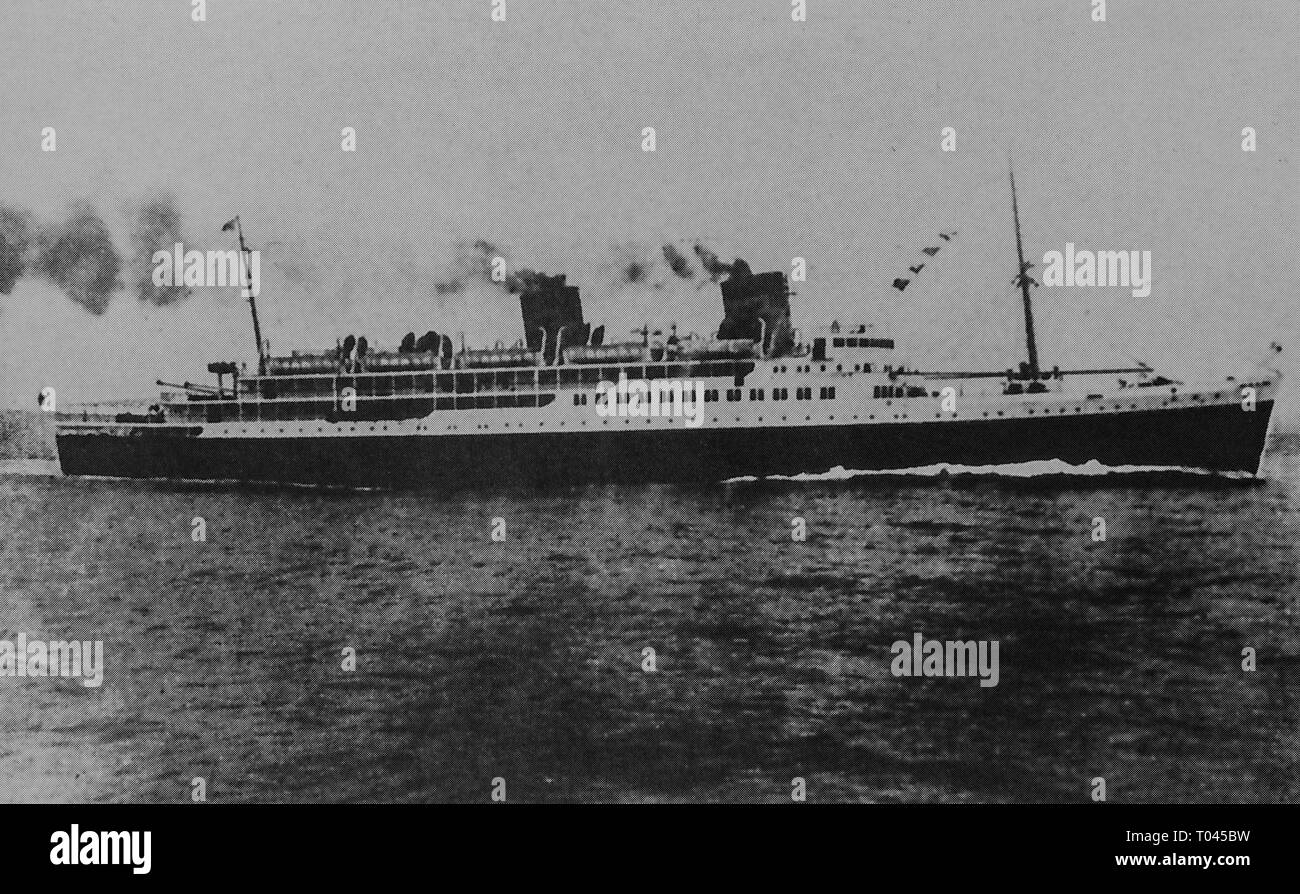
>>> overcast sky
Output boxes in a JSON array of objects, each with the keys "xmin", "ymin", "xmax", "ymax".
[{"xmin": 0, "ymin": 0, "xmax": 1295, "ymax": 421}]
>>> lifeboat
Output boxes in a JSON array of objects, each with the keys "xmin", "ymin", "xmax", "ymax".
[{"xmin": 562, "ymin": 343, "xmax": 647, "ymax": 365}]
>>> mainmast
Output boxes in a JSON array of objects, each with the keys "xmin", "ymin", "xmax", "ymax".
[
  {"xmin": 1009, "ymin": 166, "xmax": 1040, "ymax": 380},
  {"xmin": 227, "ymin": 215, "xmax": 266, "ymax": 375},
  {"xmin": 916, "ymin": 167, "xmax": 1150, "ymax": 383}
]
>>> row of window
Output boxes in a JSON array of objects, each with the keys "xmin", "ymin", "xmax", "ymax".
[
  {"xmin": 832, "ymin": 337, "xmax": 895, "ymax": 349},
  {"xmin": 260, "ymin": 361, "xmax": 911, "ymax": 401},
  {"xmin": 256, "ymin": 361, "xmax": 758, "ymax": 398},
  {"xmin": 584, "ymin": 384, "xmax": 896, "ymax": 402},
  {"xmin": 702, "ymin": 389, "xmax": 742, "ymax": 402},
  {"xmin": 174, "ymin": 393, "xmax": 559, "ymax": 423},
  {"xmin": 873, "ymin": 385, "xmax": 930, "ymax": 399},
  {"xmin": 774, "ymin": 362, "xmax": 882, "ymax": 374},
  {"xmin": 574, "ymin": 382, "xmax": 872, "ymax": 406},
  {"xmin": 695, "ymin": 387, "xmax": 838, "ymax": 402},
  {"xmin": 189, "ymin": 383, "xmax": 922, "ymax": 421},
  {"xmin": 573, "ymin": 391, "xmax": 689, "ymax": 407}
]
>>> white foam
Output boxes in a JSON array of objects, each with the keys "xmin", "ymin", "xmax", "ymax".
[
  {"xmin": 0, "ymin": 459, "xmax": 62, "ymax": 477},
  {"xmin": 726, "ymin": 459, "xmax": 1257, "ymax": 483}
]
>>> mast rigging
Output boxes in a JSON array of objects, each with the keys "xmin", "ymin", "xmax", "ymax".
[{"xmin": 1009, "ymin": 166, "xmax": 1041, "ymax": 381}]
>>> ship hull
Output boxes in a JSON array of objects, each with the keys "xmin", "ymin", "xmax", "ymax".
[{"xmin": 55, "ymin": 399, "xmax": 1275, "ymax": 488}]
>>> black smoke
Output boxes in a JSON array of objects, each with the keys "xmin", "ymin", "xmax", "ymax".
[
  {"xmin": 429, "ymin": 238, "xmax": 565, "ymax": 295},
  {"xmin": 130, "ymin": 195, "xmax": 190, "ymax": 306},
  {"xmin": 34, "ymin": 204, "xmax": 122, "ymax": 315},
  {"xmin": 608, "ymin": 241, "xmax": 658, "ymax": 287},
  {"xmin": 662, "ymin": 243, "xmax": 693, "ymax": 279},
  {"xmin": 504, "ymin": 268, "xmax": 567, "ymax": 294},
  {"xmin": 431, "ymin": 234, "xmax": 734, "ymax": 300},
  {"xmin": 693, "ymin": 242, "xmax": 734, "ymax": 281},
  {"xmin": 623, "ymin": 258, "xmax": 648, "ymax": 284},
  {"xmin": 0, "ymin": 205, "xmax": 33, "ymax": 295},
  {"xmin": 434, "ymin": 237, "xmax": 507, "ymax": 294}
]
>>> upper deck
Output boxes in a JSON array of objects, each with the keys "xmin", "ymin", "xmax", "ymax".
[{"xmin": 148, "ymin": 356, "xmax": 766, "ymax": 424}]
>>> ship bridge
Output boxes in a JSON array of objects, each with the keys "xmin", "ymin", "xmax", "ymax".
[{"xmin": 808, "ymin": 322, "xmax": 899, "ymax": 371}]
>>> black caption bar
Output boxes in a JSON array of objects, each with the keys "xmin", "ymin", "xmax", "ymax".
[{"xmin": 1, "ymin": 804, "xmax": 1288, "ymax": 883}]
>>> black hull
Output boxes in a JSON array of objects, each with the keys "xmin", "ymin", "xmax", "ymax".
[{"xmin": 57, "ymin": 401, "xmax": 1274, "ymax": 488}]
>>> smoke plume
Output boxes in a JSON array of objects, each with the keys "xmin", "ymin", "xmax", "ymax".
[
  {"xmin": 662, "ymin": 243, "xmax": 694, "ymax": 279},
  {"xmin": 504, "ymin": 268, "xmax": 567, "ymax": 294},
  {"xmin": 622, "ymin": 258, "xmax": 649, "ymax": 284},
  {"xmin": 693, "ymin": 242, "xmax": 734, "ymax": 281},
  {"xmin": 434, "ymin": 237, "xmax": 507, "ymax": 294},
  {"xmin": 0, "ymin": 205, "xmax": 34, "ymax": 296},
  {"xmin": 34, "ymin": 203, "xmax": 123, "ymax": 315},
  {"xmin": 129, "ymin": 194, "xmax": 190, "ymax": 306},
  {"xmin": 431, "ymin": 237, "xmax": 574, "ymax": 296},
  {"xmin": 609, "ymin": 242, "xmax": 655, "ymax": 286}
]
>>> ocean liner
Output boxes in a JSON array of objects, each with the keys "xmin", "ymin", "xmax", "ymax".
[{"xmin": 54, "ymin": 177, "xmax": 1282, "ymax": 487}]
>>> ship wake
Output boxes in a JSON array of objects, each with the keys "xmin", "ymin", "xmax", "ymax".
[{"xmin": 725, "ymin": 458, "xmax": 1261, "ymax": 485}]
